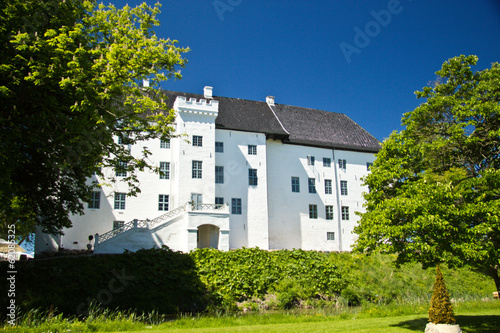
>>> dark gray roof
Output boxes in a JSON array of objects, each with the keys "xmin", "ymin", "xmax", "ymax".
[{"xmin": 161, "ymin": 90, "xmax": 380, "ymax": 153}]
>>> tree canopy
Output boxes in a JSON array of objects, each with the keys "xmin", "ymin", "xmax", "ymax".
[
  {"xmin": 0, "ymin": 0, "xmax": 188, "ymax": 240},
  {"xmin": 353, "ymin": 55, "xmax": 500, "ymax": 292}
]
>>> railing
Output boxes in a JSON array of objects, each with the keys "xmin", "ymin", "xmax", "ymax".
[
  {"xmin": 147, "ymin": 204, "xmax": 188, "ymax": 229},
  {"xmin": 190, "ymin": 202, "xmax": 228, "ymax": 212},
  {"xmin": 94, "ymin": 202, "xmax": 229, "ymax": 246}
]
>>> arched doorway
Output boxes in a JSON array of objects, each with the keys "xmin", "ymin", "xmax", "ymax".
[{"xmin": 197, "ymin": 224, "xmax": 220, "ymax": 249}]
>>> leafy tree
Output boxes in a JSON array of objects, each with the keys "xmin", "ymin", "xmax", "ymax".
[
  {"xmin": 0, "ymin": 0, "xmax": 188, "ymax": 240},
  {"xmin": 428, "ymin": 265, "xmax": 456, "ymax": 325},
  {"xmin": 353, "ymin": 55, "xmax": 500, "ymax": 294}
]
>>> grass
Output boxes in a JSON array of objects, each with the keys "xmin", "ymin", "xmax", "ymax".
[{"xmin": 3, "ymin": 300, "xmax": 499, "ymax": 332}]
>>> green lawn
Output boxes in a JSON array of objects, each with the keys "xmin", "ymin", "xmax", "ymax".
[{"xmin": 121, "ymin": 302, "xmax": 500, "ymax": 333}]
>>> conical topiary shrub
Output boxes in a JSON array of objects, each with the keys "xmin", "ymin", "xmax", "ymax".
[{"xmin": 428, "ymin": 265, "xmax": 456, "ymax": 324}]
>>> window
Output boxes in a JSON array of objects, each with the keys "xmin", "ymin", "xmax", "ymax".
[
  {"xmin": 342, "ymin": 206, "xmax": 349, "ymax": 220},
  {"xmin": 118, "ymin": 135, "xmax": 131, "ymax": 150},
  {"xmin": 113, "ymin": 221, "xmax": 124, "ymax": 230},
  {"xmin": 326, "ymin": 206, "xmax": 334, "ymax": 220},
  {"xmin": 116, "ymin": 161, "xmax": 127, "ymax": 177},
  {"xmin": 308, "ymin": 178, "xmax": 316, "ymax": 193},
  {"xmin": 325, "ymin": 179, "xmax": 332, "ymax": 194},
  {"xmin": 231, "ymin": 198, "xmax": 242, "ymax": 214},
  {"xmin": 215, "ymin": 141, "xmax": 224, "ymax": 153},
  {"xmin": 160, "ymin": 138, "xmax": 170, "ymax": 149},
  {"xmin": 367, "ymin": 162, "xmax": 373, "ymax": 171},
  {"xmin": 159, "ymin": 162, "xmax": 170, "ymax": 179},
  {"xmin": 158, "ymin": 194, "xmax": 169, "ymax": 211},
  {"xmin": 192, "ymin": 160, "xmax": 202, "ymax": 179},
  {"xmin": 193, "ymin": 135, "xmax": 203, "ymax": 147},
  {"xmin": 215, "ymin": 166, "xmax": 224, "ymax": 184},
  {"xmin": 249, "ymin": 168, "xmax": 258, "ymax": 186},
  {"xmin": 327, "ymin": 232, "xmax": 335, "ymax": 240},
  {"xmin": 307, "ymin": 155, "xmax": 315, "ymax": 166},
  {"xmin": 291, "ymin": 176, "xmax": 300, "ymax": 193},
  {"xmin": 88, "ymin": 191, "xmax": 100, "ymax": 209},
  {"xmin": 309, "ymin": 204, "xmax": 318, "ymax": 219},
  {"xmin": 338, "ymin": 159, "xmax": 347, "ymax": 169},
  {"xmin": 341, "ymin": 180, "xmax": 348, "ymax": 195},
  {"xmin": 323, "ymin": 158, "xmax": 331, "ymax": 167},
  {"xmin": 114, "ymin": 193, "xmax": 126, "ymax": 210},
  {"xmin": 248, "ymin": 145, "xmax": 257, "ymax": 155},
  {"xmin": 215, "ymin": 197, "xmax": 224, "ymax": 207}
]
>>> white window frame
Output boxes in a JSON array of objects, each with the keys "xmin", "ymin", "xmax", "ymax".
[
  {"xmin": 231, "ymin": 198, "xmax": 242, "ymax": 214},
  {"xmin": 192, "ymin": 160, "xmax": 202, "ymax": 179},
  {"xmin": 341, "ymin": 206, "xmax": 349, "ymax": 220},
  {"xmin": 340, "ymin": 180, "xmax": 348, "ymax": 195},
  {"xmin": 327, "ymin": 232, "xmax": 335, "ymax": 240},
  {"xmin": 88, "ymin": 191, "xmax": 100, "ymax": 209},
  {"xmin": 159, "ymin": 162, "xmax": 170, "ymax": 180},
  {"xmin": 114, "ymin": 193, "xmax": 126, "ymax": 210},
  {"xmin": 326, "ymin": 205, "xmax": 334, "ymax": 220},
  {"xmin": 193, "ymin": 135, "xmax": 203, "ymax": 147},
  {"xmin": 308, "ymin": 178, "xmax": 316, "ymax": 193},
  {"xmin": 215, "ymin": 166, "xmax": 224, "ymax": 184},
  {"xmin": 323, "ymin": 158, "xmax": 331, "ymax": 167},
  {"xmin": 160, "ymin": 138, "xmax": 170, "ymax": 149},
  {"xmin": 291, "ymin": 176, "xmax": 300, "ymax": 193},
  {"xmin": 307, "ymin": 155, "xmax": 315, "ymax": 166},
  {"xmin": 158, "ymin": 194, "xmax": 169, "ymax": 211},
  {"xmin": 248, "ymin": 145, "xmax": 257, "ymax": 155},
  {"xmin": 249, "ymin": 168, "xmax": 258, "ymax": 186},
  {"xmin": 325, "ymin": 179, "xmax": 332, "ymax": 194},
  {"xmin": 215, "ymin": 141, "xmax": 224, "ymax": 153},
  {"xmin": 309, "ymin": 204, "xmax": 318, "ymax": 219}
]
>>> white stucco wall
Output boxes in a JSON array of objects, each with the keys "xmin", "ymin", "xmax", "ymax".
[
  {"xmin": 266, "ymin": 140, "xmax": 375, "ymax": 251},
  {"xmin": 214, "ymin": 130, "xmax": 269, "ymax": 249}
]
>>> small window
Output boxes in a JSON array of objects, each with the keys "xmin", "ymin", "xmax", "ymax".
[
  {"xmin": 88, "ymin": 191, "xmax": 100, "ymax": 209},
  {"xmin": 215, "ymin": 197, "xmax": 224, "ymax": 207},
  {"xmin": 114, "ymin": 193, "xmax": 126, "ymax": 210},
  {"xmin": 325, "ymin": 179, "xmax": 332, "ymax": 194},
  {"xmin": 327, "ymin": 232, "xmax": 335, "ymax": 240},
  {"xmin": 341, "ymin": 180, "xmax": 348, "ymax": 195},
  {"xmin": 159, "ymin": 162, "xmax": 170, "ymax": 179},
  {"xmin": 307, "ymin": 155, "xmax": 315, "ymax": 166},
  {"xmin": 113, "ymin": 221, "xmax": 124, "ymax": 230},
  {"xmin": 192, "ymin": 160, "xmax": 202, "ymax": 179},
  {"xmin": 158, "ymin": 194, "xmax": 169, "ymax": 211},
  {"xmin": 215, "ymin": 141, "xmax": 224, "ymax": 153},
  {"xmin": 326, "ymin": 206, "xmax": 334, "ymax": 220},
  {"xmin": 291, "ymin": 176, "xmax": 300, "ymax": 193},
  {"xmin": 215, "ymin": 166, "xmax": 224, "ymax": 184},
  {"xmin": 338, "ymin": 159, "xmax": 347, "ymax": 169},
  {"xmin": 231, "ymin": 198, "xmax": 242, "ymax": 214},
  {"xmin": 341, "ymin": 206, "xmax": 349, "ymax": 220},
  {"xmin": 323, "ymin": 158, "xmax": 331, "ymax": 167},
  {"xmin": 193, "ymin": 135, "xmax": 203, "ymax": 147},
  {"xmin": 308, "ymin": 178, "xmax": 316, "ymax": 193},
  {"xmin": 367, "ymin": 162, "xmax": 373, "ymax": 171},
  {"xmin": 249, "ymin": 168, "xmax": 258, "ymax": 186},
  {"xmin": 248, "ymin": 145, "xmax": 257, "ymax": 155},
  {"xmin": 115, "ymin": 161, "xmax": 127, "ymax": 177},
  {"xmin": 309, "ymin": 204, "xmax": 318, "ymax": 219},
  {"xmin": 160, "ymin": 138, "xmax": 170, "ymax": 149}
]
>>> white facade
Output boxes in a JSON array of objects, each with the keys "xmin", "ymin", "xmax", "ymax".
[{"xmin": 35, "ymin": 88, "xmax": 378, "ymax": 255}]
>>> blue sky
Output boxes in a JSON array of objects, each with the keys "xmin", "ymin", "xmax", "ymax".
[{"xmin": 135, "ymin": 0, "xmax": 498, "ymax": 141}]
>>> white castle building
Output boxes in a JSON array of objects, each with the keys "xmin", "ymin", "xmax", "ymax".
[{"xmin": 35, "ymin": 87, "xmax": 380, "ymax": 255}]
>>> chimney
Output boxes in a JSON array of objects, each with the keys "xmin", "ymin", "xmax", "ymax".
[
  {"xmin": 266, "ymin": 96, "xmax": 275, "ymax": 106},
  {"xmin": 204, "ymin": 86, "xmax": 213, "ymax": 99}
]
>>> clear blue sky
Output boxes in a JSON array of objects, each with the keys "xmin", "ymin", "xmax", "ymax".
[{"xmin": 130, "ymin": 0, "xmax": 499, "ymax": 141}]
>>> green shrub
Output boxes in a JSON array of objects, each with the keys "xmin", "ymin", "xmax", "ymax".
[{"xmin": 428, "ymin": 265, "xmax": 456, "ymax": 324}]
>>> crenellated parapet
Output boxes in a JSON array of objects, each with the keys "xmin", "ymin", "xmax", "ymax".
[{"xmin": 174, "ymin": 96, "xmax": 219, "ymax": 116}]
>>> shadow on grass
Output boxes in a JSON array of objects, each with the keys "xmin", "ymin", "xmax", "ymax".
[{"xmin": 393, "ymin": 315, "xmax": 500, "ymax": 333}]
